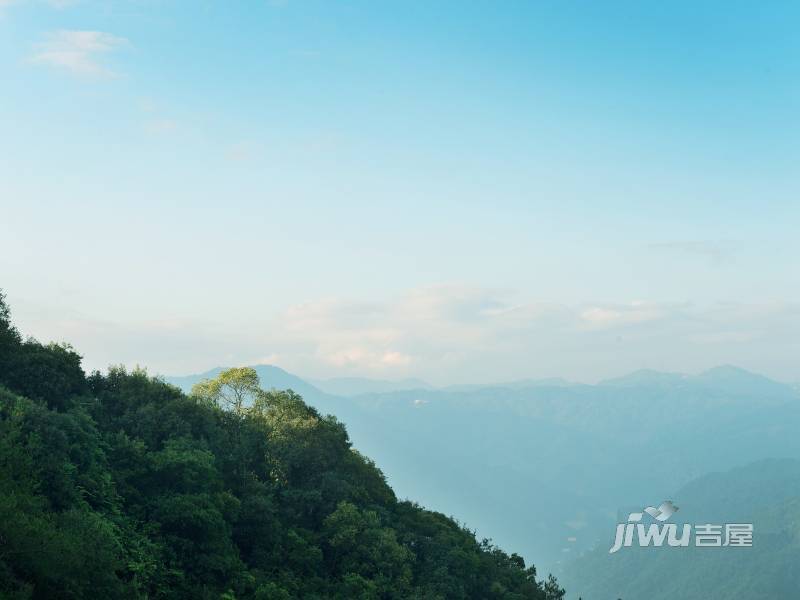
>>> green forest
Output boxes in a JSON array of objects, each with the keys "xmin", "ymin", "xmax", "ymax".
[{"xmin": 0, "ymin": 290, "xmax": 566, "ymax": 600}]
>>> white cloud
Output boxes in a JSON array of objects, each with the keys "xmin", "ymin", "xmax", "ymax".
[
  {"xmin": 579, "ymin": 301, "xmax": 673, "ymax": 329},
  {"xmin": 254, "ymin": 353, "xmax": 281, "ymax": 366},
  {"xmin": 381, "ymin": 350, "xmax": 412, "ymax": 366},
  {"xmin": 10, "ymin": 286, "xmax": 800, "ymax": 385},
  {"xmin": 274, "ymin": 288, "xmax": 800, "ymax": 383},
  {"xmin": 279, "ymin": 286, "xmax": 569, "ymax": 378},
  {"xmin": 30, "ymin": 30, "xmax": 128, "ymax": 77}
]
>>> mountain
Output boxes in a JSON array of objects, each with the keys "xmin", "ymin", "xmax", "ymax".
[
  {"xmin": 600, "ymin": 365, "xmax": 795, "ymax": 399},
  {"xmin": 443, "ymin": 378, "xmax": 575, "ymax": 392},
  {"xmin": 309, "ymin": 376, "xmax": 433, "ymax": 397},
  {"xmin": 693, "ymin": 364, "xmax": 796, "ymax": 398},
  {"xmin": 165, "ymin": 363, "xmax": 800, "ymax": 577},
  {"xmin": 559, "ymin": 459, "xmax": 800, "ymax": 599},
  {"xmin": 598, "ymin": 368, "xmax": 687, "ymax": 388},
  {"xmin": 166, "ymin": 364, "xmax": 323, "ymax": 399}
]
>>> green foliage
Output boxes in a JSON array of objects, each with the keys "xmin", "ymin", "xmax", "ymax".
[
  {"xmin": 0, "ymin": 291, "xmax": 563, "ymax": 599},
  {"xmin": 192, "ymin": 367, "xmax": 262, "ymax": 415}
]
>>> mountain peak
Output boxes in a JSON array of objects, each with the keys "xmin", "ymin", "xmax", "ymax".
[
  {"xmin": 692, "ymin": 365, "xmax": 792, "ymax": 397},
  {"xmin": 164, "ymin": 364, "xmax": 324, "ymax": 398},
  {"xmin": 698, "ymin": 364, "xmax": 764, "ymax": 379}
]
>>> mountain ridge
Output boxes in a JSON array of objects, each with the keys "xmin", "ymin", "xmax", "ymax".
[{"xmin": 167, "ymin": 364, "xmax": 795, "ymax": 398}]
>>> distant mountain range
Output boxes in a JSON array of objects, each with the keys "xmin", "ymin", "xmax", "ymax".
[
  {"xmin": 310, "ymin": 376, "xmax": 434, "ymax": 397},
  {"xmin": 165, "ymin": 364, "xmax": 800, "ymax": 577},
  {"xmin": 599, "ymin": 365, "xmax": 796, "ymax": 398},
  {"xmin": 166, "ymin": 364, "xmax": 795, "ymax": 398}
]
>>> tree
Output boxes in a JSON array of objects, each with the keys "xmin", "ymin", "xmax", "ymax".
[
  {"xmin": 191, "ymin": 367, "xmax": 261, "ymax": 416},
  {"xmin": 0, "ymin": 289, "xmax": 22, "ymax": 386},
  {"xmin": 0, "ymin": 289, "xmax": 86, "ymax": 411},
  {"xmin": 543, "ymin": 574, "xmax": 566, "ymax": 600}
]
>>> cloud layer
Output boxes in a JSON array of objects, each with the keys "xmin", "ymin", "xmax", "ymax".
[{"xmin": 9, "ymin": 285, "xmax": 799, "ymax": 384}]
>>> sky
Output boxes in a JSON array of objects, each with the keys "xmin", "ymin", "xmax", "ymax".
[{"xmin": 1, "ymin": 1, "xmax": 798, "ymax": 384}]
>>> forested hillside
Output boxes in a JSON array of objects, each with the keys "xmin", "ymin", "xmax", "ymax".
[{"xmin": 0, "ymin": 291, "xmax": 564, "ymax": 599}]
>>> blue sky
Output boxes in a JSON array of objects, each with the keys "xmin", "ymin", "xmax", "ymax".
[{"xmin": 1, "ymin": 1, "xmax": 798, "ymax": 383}]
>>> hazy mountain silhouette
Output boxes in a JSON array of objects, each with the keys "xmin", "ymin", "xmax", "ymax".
[
  {"xmin": 309, "ymin": 376, "xmax": 433, "ymax": 396},
  {"xmin": 443, "ymin": 377, "xmax": 575, "ymax": 392},
  {"xmin": 598, "ymin": 368, "xmax": 688, "ymax": 388}
]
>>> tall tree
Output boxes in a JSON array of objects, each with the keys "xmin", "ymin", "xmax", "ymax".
[{"xmin": 191, "ymin": 367, "xmax": 261, "ymax": 416}]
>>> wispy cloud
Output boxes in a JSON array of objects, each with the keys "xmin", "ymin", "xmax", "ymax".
[
  {"xmin": 30, "ymin": 30, "xmax": 128, "ymax": 77},
  {"xmin": 1, "ymin": 0, "xmax": 79, "ymax": 15},
  {"xmin": 649, "ymin": 240, "xmax": 740, "ymax": 266},
  {"xmin": 578, "ymin": 301, "xmax": 677, "ymax": 329}
]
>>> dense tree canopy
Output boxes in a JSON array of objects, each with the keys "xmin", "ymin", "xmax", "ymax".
[{"xmin": 0, "ymin": 291, "xmax": 565, "ymax": 599}]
